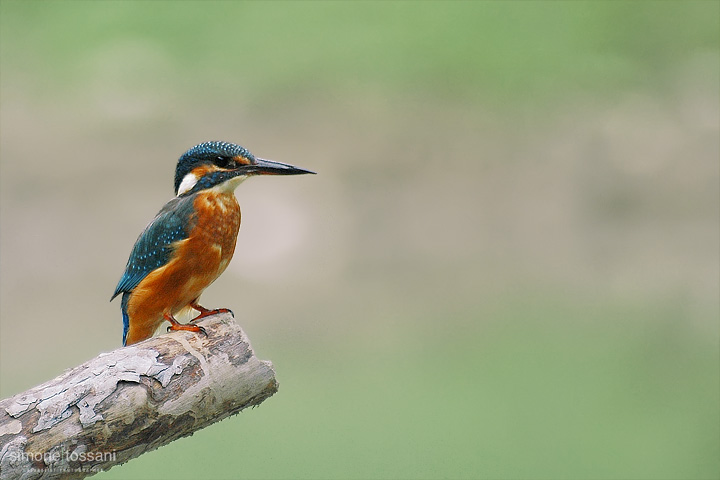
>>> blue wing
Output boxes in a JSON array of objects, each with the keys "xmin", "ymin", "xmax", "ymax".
[
  {"xmin": 111, "ymin": 194, "xmax": 197, "ymax": 301},
  {"xmin": 121, "ymin": 291, "xmax": 131, "ymax": 346}
]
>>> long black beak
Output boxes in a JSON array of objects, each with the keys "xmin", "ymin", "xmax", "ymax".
[{"xmin": 244, "ymin": 157, "xmax": 316, "ymax": 176}]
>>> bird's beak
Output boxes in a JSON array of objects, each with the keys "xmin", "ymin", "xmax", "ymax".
[{"xmin": 243, "ymin": 158, "xmax": 316, "ymax": 176}]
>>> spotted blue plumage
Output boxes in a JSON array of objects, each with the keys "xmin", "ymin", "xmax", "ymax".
[
  {"xmin": 174, "ymin": 141, "xmax": 255, "ymax": 195},
  {"xmin": 111, "ymin": 194, "xmax": 198, "ymax": 344}
]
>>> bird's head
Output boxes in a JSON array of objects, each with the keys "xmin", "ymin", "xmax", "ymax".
[{"xmin": 174, "ymin": 141, "xmax": 315, "ymax": 196}]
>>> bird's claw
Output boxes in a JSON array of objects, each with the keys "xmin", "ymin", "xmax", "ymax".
[
  {"xmin": 166, "ymin": 323, "xmax": 207, "ymax": 338},
  {"xmin": 189, "ymin": 307, "xmax": 233, "ymax": 322},
  {"xmin": 214, "ymin": 307, "xmax": 233, "ymax": 317}
]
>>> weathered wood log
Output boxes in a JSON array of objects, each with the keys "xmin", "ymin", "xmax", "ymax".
[{"xmin": 0, "ymin": 312, "xmax": 277, "ymax": 479}]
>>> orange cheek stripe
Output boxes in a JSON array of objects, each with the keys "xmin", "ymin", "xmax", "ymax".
[
  {"xmin": 191, "ymin": 164, "xmax": 220, "ymax": 177},
  {"xmin": 232, "ymin": 155, "xmax": 252, "ymax": 165}
]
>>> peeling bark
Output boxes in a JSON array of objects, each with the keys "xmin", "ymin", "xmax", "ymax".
[{"xmin": 0, "ymin": 313, "xmax": 277, "ymax": 479}]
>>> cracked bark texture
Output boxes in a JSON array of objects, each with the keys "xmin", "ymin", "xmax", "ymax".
[{"xmin": 0, "ymin": 312, "xmax": 277, "ymax": 480}]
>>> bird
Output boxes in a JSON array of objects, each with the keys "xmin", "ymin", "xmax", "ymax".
[{"xmin": 111, "ymin": 141, "xmax": 315, "ymax": 346}]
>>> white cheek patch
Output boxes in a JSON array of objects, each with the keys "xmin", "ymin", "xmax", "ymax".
[{"xmin": 177, "ymin": 173, "xmax": 199, "ymax": 196}]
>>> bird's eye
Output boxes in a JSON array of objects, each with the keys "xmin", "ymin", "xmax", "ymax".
[{"xmin": 215, "ymin": 156, "xmax": 239, "ymax": 169}]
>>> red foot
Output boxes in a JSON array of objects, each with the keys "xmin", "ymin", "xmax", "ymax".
[
  {"xmin": 164, "ymin": 313, "xmax": 207, "ymax": 337},
  {"xmin": 189, "ymin": 301, "xmax": 232, "ymax": 323}
]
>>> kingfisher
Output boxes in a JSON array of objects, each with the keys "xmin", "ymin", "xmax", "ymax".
[{"xmin": 111, "ymin": 141, "xmax": 314, "ymax": 346}]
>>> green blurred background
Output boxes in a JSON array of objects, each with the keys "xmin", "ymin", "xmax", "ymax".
[{"xmin": 1, "ymin": 1, "xmax": 718, "ymax": 479}]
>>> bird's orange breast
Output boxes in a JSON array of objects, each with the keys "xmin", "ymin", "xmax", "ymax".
[{"xmin": 184, "ymin": 190, "xmax": 242, "ymax": 281}]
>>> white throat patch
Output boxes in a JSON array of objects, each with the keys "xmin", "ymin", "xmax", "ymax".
[{"xmin": 212, "ymin": 174, "xmax": 248, "ymax": 193}]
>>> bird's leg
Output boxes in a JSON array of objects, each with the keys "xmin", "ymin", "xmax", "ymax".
[
  {"xmin": 189, "ymin": 299, "xmax": 232, "ymax": 322},
  {"xmin": 164, "ymin": 312, "xmax": 207, "ymax": 337}
]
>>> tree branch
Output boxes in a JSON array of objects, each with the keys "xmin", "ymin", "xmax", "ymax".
[{"xmin": 0, "ymin": 312, "xmax": 277, "ymax": 479}]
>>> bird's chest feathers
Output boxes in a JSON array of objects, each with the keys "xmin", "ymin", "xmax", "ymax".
[{"xmin": 186, "ymin": 192, "xmax": 241, "ymax": 273}]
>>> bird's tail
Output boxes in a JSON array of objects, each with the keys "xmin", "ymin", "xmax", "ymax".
[{"xmin": 121, "ymin": 292, "xmax": 131, "ymax": 346}]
